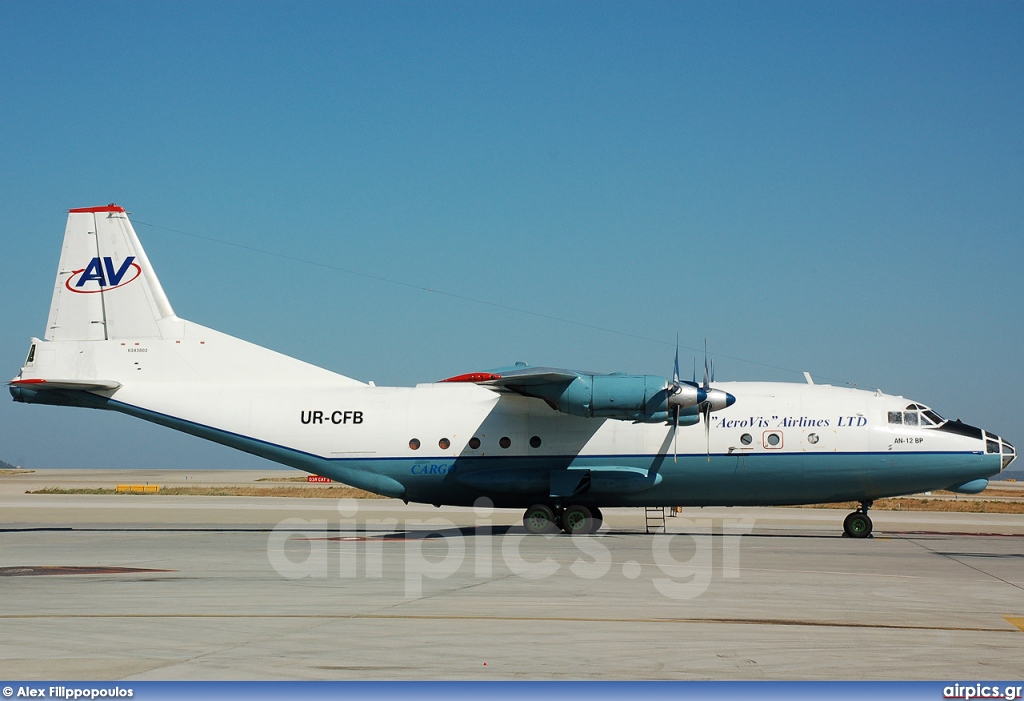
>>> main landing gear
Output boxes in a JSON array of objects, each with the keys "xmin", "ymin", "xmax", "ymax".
[
  {"xmin": 843, "ymin": 501, "xmax": 873, "ymax": 538},
  {"xmin": 522, "ymin": 504, "xmax": 604, "ymax": 535}
]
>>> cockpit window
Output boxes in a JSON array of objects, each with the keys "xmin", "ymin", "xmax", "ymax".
[
  {"xmin": 1002, "ymin": 440, "xmax": 1016, "ymax": 469},
  {"xmin": 884, "ymin": 405, "xmax": 946, "ymax": 425},
  {"xmin": 889, "ymin": 405, "xmax": 944, "ymax": 428},
  {"xmin": 25, "ymin": 344, "xmax": 35, "ymax": 365},
  {"xmin": 987, "ymin": 439, "xmax": 1000, "ymax": 454}
]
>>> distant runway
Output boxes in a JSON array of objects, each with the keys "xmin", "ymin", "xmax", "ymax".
[{"xmin": 1, "ymin": 470, "xmax": 1022, "ymax": 680}]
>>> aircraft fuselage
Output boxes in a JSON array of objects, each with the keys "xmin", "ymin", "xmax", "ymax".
[{"xmin": 10, "ymin": 205, "xmax": 1016, "ymax": 537}]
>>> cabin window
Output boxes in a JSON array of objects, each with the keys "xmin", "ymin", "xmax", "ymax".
[
  {"xmin": 439, "ymin": 438, "xmax": 450, "ymax": 450},
  {"xmin": 409, "ymin": 438, "xmax": 420, "ymax": 450},
  {"xmin": 740, "ymin": 433, "xmax": 753, "ymax": 446},
  {"xmin": 530, "ymin": 436, "xmax": 542, "ymax": 448},
  {"xmin": 468, "ymin": 437, "xmax": 481, "ymax": 449},
  {"xmin": 764, "ymin": 431, "xmax": 783, "ymax": 448},
  {"xmin": 499, "ymin": 436, "xmax": 511, "ymax": 449},
  {"xmin": 807, "ymin": 433, "xmax": 819, "ymax": 444}
]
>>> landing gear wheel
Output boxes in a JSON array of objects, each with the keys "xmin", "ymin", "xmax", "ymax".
[
  {"xmin": 523, "ymin": 504, "xmax": 558, "ymax": 534},
  {"xmin": 561, "ymin": 505, "xmax": 596, "ymax": 535},
  {"xmin": 590, "ymin": 506, "xmax": 604, "ymax": 533},
  {"xmin": 843, "ymin": 511, "xmax": 873, "ymax": 538}
]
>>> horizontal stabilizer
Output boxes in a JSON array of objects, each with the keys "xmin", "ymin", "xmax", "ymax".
[{"xmin": 10, "ymin": 378, "xmax": 122, "ymax": 391}]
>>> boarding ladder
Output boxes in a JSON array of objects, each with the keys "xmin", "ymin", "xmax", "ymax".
[{"xmin": 645, "ymin": 506, "xmax": 666, "ymax": 534}]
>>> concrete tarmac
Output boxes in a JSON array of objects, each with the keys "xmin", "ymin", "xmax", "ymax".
[{"xmin": 1, "ymin": 470, "xmax": 1023, "ymax": 680}]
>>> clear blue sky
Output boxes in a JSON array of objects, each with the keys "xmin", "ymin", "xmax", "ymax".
[{"xmin": 2, "ymin": 1, "xmax": 1022, "ymax": 469}]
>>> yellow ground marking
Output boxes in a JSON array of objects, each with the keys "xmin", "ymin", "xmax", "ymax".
[
  {"xmin": 115, "ymin": 484, "xmax": 161, "ymax": 493},
  {"xmin": 1005, "ymin": 616, "xmax": 1024, "ymax": 633}
]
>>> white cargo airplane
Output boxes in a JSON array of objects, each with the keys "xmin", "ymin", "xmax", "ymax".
[{"xmin": 10, "ymin": 205, "xmax": 1017, "ymax": 537}]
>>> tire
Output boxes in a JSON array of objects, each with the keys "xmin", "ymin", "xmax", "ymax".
[
  {"xmin": 590, "ymin": 506, "xmax": 604, "ymax": 534},
  {"xmin": 523, "ymin": 504, "xmax": 558, "ymax": 534},
  {"xmin": 561, "ymin": 504, "xmax": 594, "ymax": 535},
  {"xmin": 843, "ymin": 511, "xmax": 873, "ymax": 538}
]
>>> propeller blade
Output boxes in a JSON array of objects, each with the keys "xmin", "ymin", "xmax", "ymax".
[
  {"xmin": 673, "ymin": 334, "xmax": 680, "ymax": 385},
  {"xmin": 702, "ymin": 338, "xmax": 710, "ymax": 392},
  {"xmin": 703, "ymin": 402, "xmax": 711, "ymax": 461},
  {"xmin": 673, "ymin": 405, "xmax": 679, "ymax": 463}
]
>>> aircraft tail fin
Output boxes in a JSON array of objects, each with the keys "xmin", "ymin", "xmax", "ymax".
[{"xmin": 45, "ymin": 205, "xmax": 176, "ymax": 341}]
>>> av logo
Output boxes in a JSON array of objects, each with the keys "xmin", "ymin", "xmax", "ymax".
[{"xmin": 66, "ymin": 256, "xmax": 141, "ymax": 294}]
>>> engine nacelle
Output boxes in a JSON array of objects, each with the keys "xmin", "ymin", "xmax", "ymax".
[
  {"xmin": 535, "ymin": 374, "xmax": 702, "ymax": 423},
  {"xmin": 442, "ymin": 363, "xmax": 729, "ymax": 424}
]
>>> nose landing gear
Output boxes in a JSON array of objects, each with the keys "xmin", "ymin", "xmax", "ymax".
[{"xmin": 843, "ymin": 501, "xmax": 873, "ymax": 538}]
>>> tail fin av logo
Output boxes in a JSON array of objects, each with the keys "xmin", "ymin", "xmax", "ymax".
[{"xmin": 66, "ymin": 256, "xmax": 141, "ymax": 294}]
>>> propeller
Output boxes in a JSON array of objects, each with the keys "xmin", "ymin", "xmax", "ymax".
[
  {"xmin": 665, "ymin": 337, "xmax": 736, "ymax": 462},
  {"xmin": 666, "ymin": 335, "xmax": 704, "ymax": 462},
  {"xmin": 696, "ymin": 339, "xmax": 736, "ymax": 460}
]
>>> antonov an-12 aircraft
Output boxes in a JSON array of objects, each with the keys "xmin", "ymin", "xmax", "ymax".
[{"xmin": 10, "ymin": 205, "xmax": 1017, "ymax": 537}]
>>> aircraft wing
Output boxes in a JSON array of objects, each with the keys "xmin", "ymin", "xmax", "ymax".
[
  {"xmin": 440, "ymin": 363, "xmax": 722, "ymax": 424},
  {"xmin": 441, "ymin": 365, "xmax": 580, "ymax": 391},
  {"xmin": 441, "ymin": 364, "xmax": 679, "ymax": 422}
]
